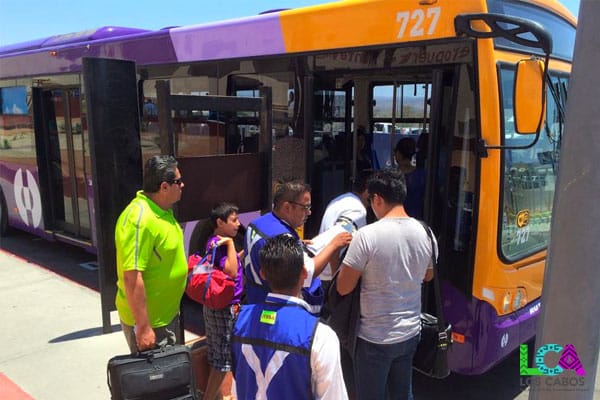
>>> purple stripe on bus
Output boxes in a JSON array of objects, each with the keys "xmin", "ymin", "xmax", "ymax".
[
  {"xmin": 443, "ymin": 283, "xmax": 541, "ymax": 374},
  {"xmin": 0, "ymin": 30, "xmax": 177, "ymax": 78},
  {"xmin": 0, "ymin": 27, "xmax": 150, "ymax": 56},
  {"xmin": 42, "ymin": 27, "xmax": 151, "ymax": 48},
  {"xmin": 170, "ymin": 14, "xmax": 286, "ymax": 61},
  {"xmin": 0, "ymin": 14, "xmax": 285, "ymax": 79},
  {"xmin": 0, "ymin": 38, "xmax": 47, "ymax": 54}
]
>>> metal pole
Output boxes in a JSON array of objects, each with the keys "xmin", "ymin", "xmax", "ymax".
[{"xmin": 530, "ymin": 1, "xmax": 600, "ymax": 398}]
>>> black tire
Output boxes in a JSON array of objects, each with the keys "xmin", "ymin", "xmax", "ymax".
[{"xmin": 0, "ymin": 189, "xmax": 8, "ymax": 237}]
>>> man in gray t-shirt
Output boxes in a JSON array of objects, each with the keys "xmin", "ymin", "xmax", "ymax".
[{"xmin": 336, "ymin": 168, "xmax": 436, "ymax": 400}]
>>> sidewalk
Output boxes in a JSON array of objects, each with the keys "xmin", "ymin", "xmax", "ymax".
[{"xmin": 0, "ymin": 248, "xmax": 201, "ymax": 400}]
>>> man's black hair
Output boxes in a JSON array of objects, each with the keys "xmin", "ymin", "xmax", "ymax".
[
  {"xmin": 259, "ymin": 234, "xmax": 304, "ymax": 292},
  {"xmin": 367, "ymin": 168, "xmax": 407, "ymax": 205},
  {"xmin": 142, "ymin": 155, "xmax": 178, "ymax": 193}
]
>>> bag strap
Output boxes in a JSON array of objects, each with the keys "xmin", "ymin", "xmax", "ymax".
[
  {"xmin": 336, "ymin": 215, "xmax": 359, "ymax": 232},
  {"xmin": 248, "ymin": 222, "xmax": 269, "ymax": 242},
  {"xmin": 249, "ymin": 222, "xmax": 314, "ymax": 257},
  {"xmin": 188, "ymin": 246, "xmax": 218, "ymax": 282},
  {"xmin": 419, "ymin": 222, "xmax": 448, "ymax": 337},
  {"xmin": 206, "ymin": 245, "xmax": 218, "ymax": 269}
]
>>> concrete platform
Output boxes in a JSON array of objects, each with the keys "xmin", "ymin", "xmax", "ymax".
[{"xmin": 0, "ymin": 248, "xmax": 203, "ymax": 400}]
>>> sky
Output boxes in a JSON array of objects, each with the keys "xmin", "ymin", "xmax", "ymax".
[{"xmin": 0, "ymin": 0, "xmax": 580, "ymax": 47}]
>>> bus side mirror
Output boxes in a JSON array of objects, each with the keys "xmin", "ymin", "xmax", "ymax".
[{"xmin": 514, "ymin": 59, "xmax": 546, "ymax": 135}]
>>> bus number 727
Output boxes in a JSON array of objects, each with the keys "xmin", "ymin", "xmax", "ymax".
[{"xmin": 396, "ymin": 7, "xmax": 441, "ymax": 39}]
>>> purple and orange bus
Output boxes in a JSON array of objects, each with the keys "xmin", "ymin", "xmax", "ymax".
[{"xmin": 0, "ymin": 0, "xmax": 575, "ymax": 374}]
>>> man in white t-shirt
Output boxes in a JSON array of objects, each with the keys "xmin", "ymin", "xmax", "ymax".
[
  {"xmin": 336, "ymin": 168, "xmax": 436, "ymax": 400},
  {"xmin": 318, "ymin": 172, "xmax": 369, "ymax": 399},
  {"xmin": 318, "ymin": 171, "xmax": 370, "ymax": 294}
]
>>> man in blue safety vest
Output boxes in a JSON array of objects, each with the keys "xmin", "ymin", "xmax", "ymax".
[
  {"xmin": 232, "ymin": 235, "xmax": 348, "ymax": 399},
  {"xmin": 243, "ymin": 180, "xmax": 351, "ymax": 315}
]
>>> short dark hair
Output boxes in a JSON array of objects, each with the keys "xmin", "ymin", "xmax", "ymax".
[
  {"xmin": 210, "ymin": 202, "xmax": 239, "ymax": 230},
  {"xmin": 272, "ymin": 180, "xmax": 311, "ymax": 209},
  {"xmin": 367, "ymin": 168, "xmax": 407, "ymax": 205},
  {"xmin": 259, "ymin": 235, "xmax": 304, "ymax": 291},
  {"xmin": 352, "ymin": 170, "xmax": 371, "ymax": 193},
  {"xmin": 394, "ymin": 138, "xmax": 416, "ymax": 160},
  {"xmin": 143, "ymin": 155, "xmax": 178, "ymax": 192}
]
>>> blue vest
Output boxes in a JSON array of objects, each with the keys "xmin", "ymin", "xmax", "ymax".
[
  {"xmin": 244, "ymin": 212, "xmax": 323, "ymax": 313},
  {"xmin": 232, "ymin": 296, "xmax": 318, "ymax": 400}
]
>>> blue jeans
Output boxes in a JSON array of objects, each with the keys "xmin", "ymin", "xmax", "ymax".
[{"xmin": 354, "ymin": 334, "xmax": 420, "ymax": 400}]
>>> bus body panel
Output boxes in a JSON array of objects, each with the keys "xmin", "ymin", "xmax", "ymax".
[
  {"xmin": 0, "ymin": 164, "xmax": 48, "ymax": 239},
  {"xmin": 472, "ymin": 47, "xmax": 572, "ymax": 317},
  {"xmin": 169, "ymin": 14, "xmax": 286, "ymax": 62},
  {"xmin": 280, "ymin": 0, "xmax": 487, "ymax": 52},
  {"xmin": 445, "ymin": 283, "xmax": 542, "ymax": 374},
  {"xmin": 0, "ymin": 163, "xmax": 97, "ymax": 251}
]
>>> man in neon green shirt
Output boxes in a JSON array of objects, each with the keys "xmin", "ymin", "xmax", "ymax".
[{"xmin": 115, "ymin": 155, "xmax": 187, "ymax": 353}]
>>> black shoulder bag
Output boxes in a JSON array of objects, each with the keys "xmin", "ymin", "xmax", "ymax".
[
  {"xmin": 107, "ymin": 345, "xmax": 198, "ymax": 399},
  {"xmin": 413, "ymin": 223, "xmax": 452, "ymax": 379}
]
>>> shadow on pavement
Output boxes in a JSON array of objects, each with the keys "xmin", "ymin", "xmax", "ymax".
[
  {"xmin": 0, "ymin": 231, "xmax": 98, "ymax": 290},
  {"xmin": 1, "ymin": 231, "xmax": 207, "ymax": 338},
  {"xmin": 49, "ymin": 324, "xmax": 123, "ymax": 343},
  {"xmin": 412, "ymin": 348, "xmax": 529, "ymax": 399}
]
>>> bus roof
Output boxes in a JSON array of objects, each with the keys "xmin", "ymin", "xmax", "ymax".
[
  {"xmin": 0, "ymin": 26, "xmax": 151, "ymax": 55},
  {"xmin": 0, "ymin": 0, "xmax": 575, "ymax": 80}
]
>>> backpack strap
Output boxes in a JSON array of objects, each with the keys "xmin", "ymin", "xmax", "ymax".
[{"xmin": 418, "ymin": 221, "xmax": 447, "ymax": 336}]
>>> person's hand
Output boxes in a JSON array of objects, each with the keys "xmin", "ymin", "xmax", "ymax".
[
  {"xmin": 135, "ymin": 325, "xmax": 156, "ymax": 352},
  {"xmin": 424, "ymin": 268, "xmax": 434, "ymax": 282},
  {"xmin": 332, "ymin": 232, "xmax": 353, "ymax": 248},
  {"xmin": 215, "ymin": 236, "xmax": 233, "ymax": 247},
  {"xmin": 237, "ymin": 249, "xmax": 245, "ymax": 259},
  {"xmin": 302, "ymin": 239, "xmax": 314, "ymax": 246}
]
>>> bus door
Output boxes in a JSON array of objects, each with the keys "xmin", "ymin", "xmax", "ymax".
[
  {"xmin": 33, "ymin": 87, "xmax": 91, "ymax": 241},
  {"xmin": 307, "ymin": 80, "xmax": 353, "ymax": 236},
  {"xmin": 425, "ymin": 64, "xmax": 478, "ymax": 301},
  {"xmin": 369, "ymin": 63, "xmax": 479, "ymax": 289}
]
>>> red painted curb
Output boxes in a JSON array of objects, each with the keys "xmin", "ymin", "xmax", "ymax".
[{"xmin": 0, "ymin": 373, "xmax": 35, "ymax": 400}]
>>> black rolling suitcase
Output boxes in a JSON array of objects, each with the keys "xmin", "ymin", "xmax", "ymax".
[{"xmin": 107, "ymin": 345, "xmax": 198, "ymax": 400}]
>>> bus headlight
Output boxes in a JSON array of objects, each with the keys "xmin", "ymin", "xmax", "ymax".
[
  {"xmin": 503, "ymin": 291, "xmax": 511, "ymax": 313},
  {"xmin": 513, "ymin": 288, "xmax": 527, "ymax": 311}
]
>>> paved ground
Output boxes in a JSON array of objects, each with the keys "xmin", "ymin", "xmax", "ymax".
[
  {"xmin": 0, "ymin": 248, "xmax": 132, "ymax": 399},
  {"xmin": 0, "ymin": 233, "xmax": 202, "ymax": 400},
  {"xmin": 1, "ymin": 231, "xmax": 598, "ymax": 399}
]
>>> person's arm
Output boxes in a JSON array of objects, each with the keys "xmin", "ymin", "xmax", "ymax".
[
  {"xmin": 311, "ymin": 323, "xmax": 349, "ymax": 400},
  {"xmin": 246, "ymin": 237, "xmax": 266, "ymax": 285},
  {"xmin": 336, "ymin": 264, "xmax": 362, "ymax": 295},
  {"xmin": 217, "ymin": 236, "xmax": 238, "ymax": 278},
  {"xmin": 311, "ymin": 232, "xmax": 352, "ymax": 277},
  {"xmin": 123, "ymin": 270, "xmax": 155, "ymax": 351},
  {"xmin": 424, "ymin": 229, "xmax": 438, "ymax": 282},
  {"xmin": 329, "ymin": 251, "xmax": 342, "ymax": 276},
  {"xmin": 424, "ymin": 264, "xmax": 434, "ymax": 282}
]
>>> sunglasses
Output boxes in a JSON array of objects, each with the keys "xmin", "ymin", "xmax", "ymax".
[
  {"xmin": 168, "ymin": 178, "xmax": 184, "ymax": 186},
  {"xmin": 290, "ymin": 201, "xmax": 312, "ymax": 211}
]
